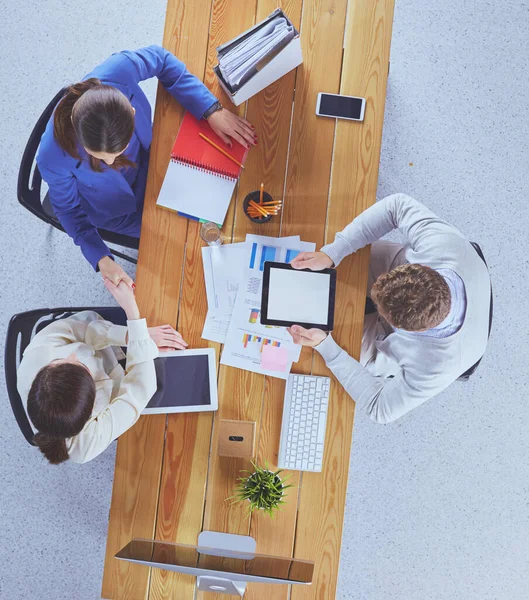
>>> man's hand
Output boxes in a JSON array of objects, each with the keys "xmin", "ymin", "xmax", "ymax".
[
  {"xmin": 148, "ymin": 325, "xmax": 188, "ymax": 352},
  {"xmin": 290, "ymin": 251, "xmax": 333, "ymax": 271},
  {"xmin": 207, "ymin": 108, "xmax": 257, "ymax": 149},
  {"xmin": 99, "ymin": 256, "xmax": 134, "ymax": 288},
  {"xmin": 287, "ymin": 325, "xmax": 328, "ymax": 347}
]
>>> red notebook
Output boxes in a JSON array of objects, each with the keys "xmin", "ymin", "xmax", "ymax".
[{"xmin": 157, "ymin": 113, "xmax": 249, "ymax": 224}]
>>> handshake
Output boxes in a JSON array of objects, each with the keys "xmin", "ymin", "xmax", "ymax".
[{"xmin": 103, "ymin": 277, "xmax": 188, "ymax": 352}]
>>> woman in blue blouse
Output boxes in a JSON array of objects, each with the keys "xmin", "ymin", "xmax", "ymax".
[{"xmin": 37, "ymin": 45, "xmax": 256, "ymax": 286}]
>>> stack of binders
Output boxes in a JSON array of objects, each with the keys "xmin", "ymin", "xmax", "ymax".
[{"xmin": 214, "ymin": 8, "xmax": 303, "ymax": 106}]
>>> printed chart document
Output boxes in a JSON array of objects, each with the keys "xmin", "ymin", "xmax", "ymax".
[
  {"xmin": 220, "ymin": 235, "xmax": 315, "ymax": 379},
  {"xmin": 201, "ymin": 236, "xmax": 300, "ymax": 345},
  {"xmin": 202, "ymin": 243, "xmax": 249, "ymax": 316},
  {"xmin": 201, "ymin": 242, "xmax": 248, "ymax": 344}
]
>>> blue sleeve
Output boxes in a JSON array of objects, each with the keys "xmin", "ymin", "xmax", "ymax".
[
  {"xmin": 37, "ymin": 156, "xmax": 112, "ymax": 270},
  {"xmin": 118, "ymin": 45, "xmax": 217, "ymax": 120}
]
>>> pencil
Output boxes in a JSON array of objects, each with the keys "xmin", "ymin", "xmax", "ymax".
[
  {"xmin": 249, "ymin": 200, "xmax": 270, "ymax": 217},
  {"xmin": 248, "ymin": 211, "xmax": 278, "ymax": 218},
  {"xmin": 199, "ymin": 132, "xmax": 245, "ymax": 169},
  {"xmin": 249, "ymin": 200, "xmax": 269, "ymax": 217},
  {"xmin": 248, "ymin": 212, "xmax": 265, "ymax": 219},
  {"xmin": 259, "ymin": 182, "xmax": 264, "ymax": 204}
]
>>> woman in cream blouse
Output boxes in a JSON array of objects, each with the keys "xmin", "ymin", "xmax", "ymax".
[{"xmin": 17, "ymin": 279, "xmax": 187, "ymax": 465}]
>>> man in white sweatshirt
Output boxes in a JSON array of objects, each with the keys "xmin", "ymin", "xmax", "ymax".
[{"xmin": 288, "ymin": 194, "xmax": 492, "ymax": 424}]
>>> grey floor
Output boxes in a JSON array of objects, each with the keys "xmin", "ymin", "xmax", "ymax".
[{"xmin": 0, "ymin": 0, "xmax": 527, "ymax": 598}]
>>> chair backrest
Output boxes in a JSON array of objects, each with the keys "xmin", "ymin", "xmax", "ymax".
[
  {"xmin": 17, "ymin": 88, "xmax": 140, "ymax": 258},
  {"xmin": 17, "ymin": 88, "xmax": 68, "ymax": 229},
  {"xmin": 457, "ymin": 242, "xmax": 493, "ymax": 381},
  {"xmin": 4, "ymin": 307, "xmax": 127, "ymax": 446}
]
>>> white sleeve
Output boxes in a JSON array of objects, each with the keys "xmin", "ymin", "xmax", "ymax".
[
  {"xmin": 69, "ymin": 319, "xmax": 159, "ymax": 464},
  {"xmin": 315, "ymin": 334, "xmax": 446, "ymax": 424},
  {"xmin": 321, "ymin": 194, "xmax": 465, "ymax": 266},
  {"xmin": 23, "ymin": 311, "xmax": 127, "ymax": 351}
]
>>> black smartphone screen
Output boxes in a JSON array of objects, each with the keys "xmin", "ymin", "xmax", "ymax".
[{"xmin": 318, "ymin": 94, "xmax": 364, "ymax": 119}]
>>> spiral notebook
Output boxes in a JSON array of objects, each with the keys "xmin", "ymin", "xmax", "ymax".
[{"xmin": 156, "ymin": 112, "xmax": 248, "ymax": 225}]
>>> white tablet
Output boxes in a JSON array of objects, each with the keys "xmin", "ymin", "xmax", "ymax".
[
  {"xmin": 261, "ymin": 262, "xmax": 336, "ymax": 330},
  {"xmin": 142, "ymin": 348, "xmax": 218, "ymax": 415}
]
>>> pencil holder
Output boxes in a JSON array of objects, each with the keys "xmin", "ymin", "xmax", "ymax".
[{"xmin": 243, "ymin": 191, "xmax": 273, "ymax": 223}]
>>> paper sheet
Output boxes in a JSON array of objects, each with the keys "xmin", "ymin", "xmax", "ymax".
[
  {"xmin": 201, "ymin": 236, "xmax": 302, "ymax": 345},
  {"xmin": 202, "ymin": 243, "xmax": 249, "ymax": 316},
  {"xmin": 202, "ymin": 314, "xmax": 231, "ymax": 344},
  {"xmin": 220, "ymin": 235, "xmax": 315, "ymax": 379}
]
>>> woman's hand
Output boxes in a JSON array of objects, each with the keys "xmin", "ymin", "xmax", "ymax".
[
  {"xmin": 148, "ymin": 325, "xmax": 188, "ymax": 352},
  {"xmin": 287, "ymin": 325, "xmax": 328, "ymax": 348},
  {"xmin": 99, "ymin": 256, "xmax": 135, "ymax": 288},
  {"xmin": 290, "ymin": 251, "xmax": 333, "ymax": 271},
  {"xmin": 103, "ymin": 278, "xmax": 140, "ymax": 321},
  {"xmin": 207, "ymin": 108, "xmax": 257, "ymax": 149}
]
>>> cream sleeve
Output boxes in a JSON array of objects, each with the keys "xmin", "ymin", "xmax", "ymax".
[
  {"xmin": 22, "ymin": 310, "xmax": 128, "ymax": 351},
  {"xmin": 68, "ymin": 318, "xmax": 159, "ymax": 464}
]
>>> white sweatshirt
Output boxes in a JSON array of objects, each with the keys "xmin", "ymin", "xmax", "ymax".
[
  {"xmin": 17, "ymin": 311, "xmax": 158, "ymax": 463},
  {"xmin": 317, "ymin": 194, "xmax": 491, "ymax": 424}
]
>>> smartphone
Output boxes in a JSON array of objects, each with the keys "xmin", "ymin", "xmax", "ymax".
[{"xmin": 315, "ymin": 92, "xmax": 366, "ymax": 121}]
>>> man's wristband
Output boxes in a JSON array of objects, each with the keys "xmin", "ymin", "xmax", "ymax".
[{"xmin": 202, "ymin": 100, "xmax": 223, "ymax": 120}]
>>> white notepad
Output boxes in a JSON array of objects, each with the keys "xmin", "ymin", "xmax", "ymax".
[{"xmin": 157, "ymin": 160, "xmax": 236, "ymax": 226}]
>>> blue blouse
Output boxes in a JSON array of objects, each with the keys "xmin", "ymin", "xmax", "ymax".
[
  {"xmin": 37, "ymin": 46, "xmax": 217, "ymax": 270},
  {"xmin": 120, "ymin": 131, "xmax": 141, "ymax": 188}
]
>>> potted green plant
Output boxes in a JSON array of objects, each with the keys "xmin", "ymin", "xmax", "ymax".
[{"xmin": 230, "ymin": 462, "xmax": 293, "ymax": 518}]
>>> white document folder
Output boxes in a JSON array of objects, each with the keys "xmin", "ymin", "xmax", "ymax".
[{"xmin": 214, "ymin": 9, "xmax": 303, "ymax": 106}]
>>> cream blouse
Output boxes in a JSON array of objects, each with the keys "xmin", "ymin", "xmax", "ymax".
[{"xmin": 17, "ymin": 311, "xmax": 159, "ymax": 464}]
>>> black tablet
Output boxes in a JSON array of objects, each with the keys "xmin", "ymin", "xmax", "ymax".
[{"xmin": 261, "ymin": 262, "xmax": 336, "ymax": 330}]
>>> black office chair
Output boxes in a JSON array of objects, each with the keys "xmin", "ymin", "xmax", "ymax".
[
  {"xmin": 17, "ymin": 88, "xmax": 139, "ymax": 264},
  {"xmin": 5, "ymin": 307, "xmax": 127, "ymax": 446},
  {"xmin": 457, "ymin": 242, "xmax": 493, "ymax": 381}
]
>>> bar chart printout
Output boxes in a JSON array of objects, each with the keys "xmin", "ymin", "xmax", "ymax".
[{"xmin": 221, "ymin": 234, "xmax": 315, "ymax": 379}]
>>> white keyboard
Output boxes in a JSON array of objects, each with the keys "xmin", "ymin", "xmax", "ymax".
[{"xmin": 277, "ymin": 374, "xmax": 331, "ymax": 472}]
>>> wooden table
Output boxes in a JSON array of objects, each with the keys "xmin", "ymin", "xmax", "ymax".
[{"xmin": 101, "ymin": 1, "xmax": 394, "ymax": 598}]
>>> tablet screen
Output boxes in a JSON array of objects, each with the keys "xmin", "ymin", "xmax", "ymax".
[
  {"xmin": 146, "ymin": 355, "xmax": 211, "ymax": 409},
  {"xmin": 267, "ymin": 268, "xmax": 331, "ymax": 324}
]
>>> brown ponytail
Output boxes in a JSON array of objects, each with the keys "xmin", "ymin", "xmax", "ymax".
[
  {"xmin": 27, "ymin": 363, "xmax": 96, "ymax": 465},
  {"xmin": 33, "ymin": 432, "xmax": 70, "ymax": 465},
  {"xmin": 53, "ymin": 78, "xmax": 136, "ymax": 172}
]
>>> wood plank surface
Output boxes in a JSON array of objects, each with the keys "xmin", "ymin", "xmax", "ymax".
[
  {"xmin": 101, "ymin": 0, "xmax": 214, "ymax": 598},
  {"xmin": 102, "ymin": 0, "xmax": 394, "ymax": 597},
  {"xmin": 153, "ymin": 2, "xmax": 261, "ymax": 599},
  {"xmin": 194, "ymin": 4, "xmax": 263, "ymax": 599},
  {"xmin": 195, "ymin": 1, "xmax": 311, "ymax": 598},
  {"xmin": 148, "ymin": 221, "xmax": 215, "ymax": 600},
  {"xmin": 242, "ymin": 4, "xmax": 303, "ymax": 600},
  {"xmin": 291, "ymin": 1, "xmax": 395, "ymax": 599},
  {"xmin": 281, "ymin": 0, "xmax": 349, "ymax": 383}
]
